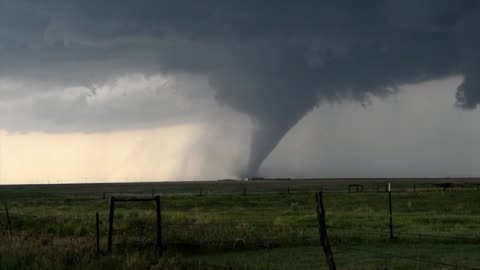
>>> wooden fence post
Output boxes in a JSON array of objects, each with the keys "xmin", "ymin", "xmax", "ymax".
[
  {"xmin": 4, "ymin": 202, "xmax": 12, "ymax": 239},
  {"xmin": 413, "ymin": 184, "xmax": 416, "ymax": 192},
  {"xmin": 377, "ymin": 184, "xmax": 380, "ymax": 192},
  {"xmin": 96, "ymin": 212, "xmax": 100, "ymax": 255},
  {"xmin": 243, "ymin": 186, "xmax": 247, "ymax": 196},
  {"xmin": 107, "ymin": 197, "xmax": 115, "ymax": 254},
  {"xmin": 315, "ymin": 191, "xmax": 336, "ymax": 270},
  {"xmin": 388, "ymin": 183, "xmax": 394, "ymax": 240},
  {"xmin": 155, "ymin": 196, "xmax": 162, "ymax": 254}
]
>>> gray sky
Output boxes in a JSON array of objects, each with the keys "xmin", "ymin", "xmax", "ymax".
[
  {"xmin": 0, "ymin": 1, "xmax": 479, "ymax": 182},
  {"xmin": 264, "ymin": 76, "xmax": 480, "ymax": 178}
]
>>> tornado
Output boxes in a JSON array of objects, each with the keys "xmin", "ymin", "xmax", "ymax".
[{"xmin": 1, "ymin": 0, "xmax": 480, "ymax": 178}]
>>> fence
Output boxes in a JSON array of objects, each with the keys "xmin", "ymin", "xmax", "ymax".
[
  {"xmin": 106, "ymin": 182, "xmax": 470, "ymax": 196},
  {"xmin": 2, "ymin": 183, "xmax": 480, "ymax": 269},
  {"xmin": 3, "ymin": 180, "xmax": 478, "ymax": 200}
]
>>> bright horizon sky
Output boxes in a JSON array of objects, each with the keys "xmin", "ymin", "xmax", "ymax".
[{"xmin": 0, "ymin": 125, "xmax": 201, "ymax": 184}]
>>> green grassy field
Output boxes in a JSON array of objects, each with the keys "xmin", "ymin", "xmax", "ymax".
[{"xmin": 1, "ymin": 180, "xmax": 480, "ymax": 269}]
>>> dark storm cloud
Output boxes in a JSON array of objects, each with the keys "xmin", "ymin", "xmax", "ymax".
[{"xmin": 0, "ymin": 0, "xmax": 479, "ymax": 175}]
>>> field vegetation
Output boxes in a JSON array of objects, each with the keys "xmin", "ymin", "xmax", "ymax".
[{"xmin": 1, "ymin": 180, "xmax": 480, "ymax": 269}]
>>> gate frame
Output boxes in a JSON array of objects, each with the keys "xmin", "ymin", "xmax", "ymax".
[{"xmin": 107, "ymin": 195, "xmax": 162, "ymax": 254}]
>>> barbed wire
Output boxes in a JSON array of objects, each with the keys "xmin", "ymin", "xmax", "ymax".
[
  {"xmin": 163, "ymin": 223, "xmax": 319, "ymax": 229},
  {"xmin": 328, "ymin": 226, "xmax": 480, "ymax": 242},
  {"xmin": 4, "ymin": 211, "xmax": 480, "ymax": 242},
  {"xmin": 342, "ymin": 246, "xmax": 480, "ymax": 270},
  {"xmin": 3, "ymin": 188, "xmax": 480, "ymax": 269}
]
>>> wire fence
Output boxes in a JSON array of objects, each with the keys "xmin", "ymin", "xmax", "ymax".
[
  {"xmin": 2, "ymin": 180, "xmax": 479, "ymax": 200},
  {"xmin": 338, "ymin": 246, "xmax": 480, "ymax": 270},
  {"xmin": 2, "ymin": 187, "xmax": 480, "ymax": 269}
]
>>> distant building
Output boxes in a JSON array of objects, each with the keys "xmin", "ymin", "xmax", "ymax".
[
  {"xmin": 217, "ymin": 178, "xmax": 238, "ymax": 182},
  {"xmin": 245, "ymin": 177, "xmax": 265, "ymax": 181}
]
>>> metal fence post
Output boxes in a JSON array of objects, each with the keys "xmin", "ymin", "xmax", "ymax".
[
  {"xmin": 107, "ymin": 197, "xmax": 115, "ymax": 254},
  {"xmin": 155, "ymin": 196, "xmax": 162, "ymax": 254},
  {"xmin": 4, "ymin": 202, "xmax": 12, "ymax": 239},
  {"xmin": 388, "ymin": 183, "xmax": 394, "ymax": 240},
  {"xmin": 315, "ymin": 191, "xmax": 336, "ymax": 270},
  {"xmin": 96, "ymin": 212, "xmax": 100, "ymax": 255}
]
